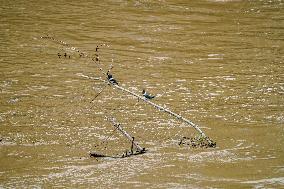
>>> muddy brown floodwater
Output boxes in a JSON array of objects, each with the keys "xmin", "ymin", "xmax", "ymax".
[{"xmin": 0, "ymin": 0, "xmax": 283, "ymax": 188}]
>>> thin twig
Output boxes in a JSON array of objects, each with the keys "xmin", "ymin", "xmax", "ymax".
[{"xmin": 89, "ymin": 84, "xmax": 108, "ymax": 109}]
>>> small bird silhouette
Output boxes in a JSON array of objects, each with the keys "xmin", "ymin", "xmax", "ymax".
[
  {"xmin": 142, "ymin": 89, "xmax": 155, "ymax": 100},
  {"xmin": 107, "ymin": 71, "xmax": 118, "ymax": 85}
]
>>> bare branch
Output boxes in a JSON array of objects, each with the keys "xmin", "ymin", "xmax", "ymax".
[{"xmin": 79, "ymin": 73, "xmax": 215, "ymax": 146}]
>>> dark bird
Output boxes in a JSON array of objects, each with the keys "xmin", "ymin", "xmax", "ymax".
[
  {"xmin": 142, "ymin": 89, "xmax": 155, "ymax": 100},
  {"xmin": 107, "ymin": 71, "xmax": 118, "ymax": 85}
]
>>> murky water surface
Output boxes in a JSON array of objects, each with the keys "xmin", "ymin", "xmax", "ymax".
[{"xmin": 0, "ymin": 0, "xmax": 283, "ymax": 188}]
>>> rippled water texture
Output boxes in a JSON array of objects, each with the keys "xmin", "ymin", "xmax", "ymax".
[{"xmin": 0, "ymin": 0, "xmax": 283, "ymax": 188}]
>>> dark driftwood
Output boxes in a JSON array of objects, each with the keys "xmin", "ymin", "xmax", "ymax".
[{"xmin": 90, "ymin": 149, "xmax": 146, "ymax": 159}]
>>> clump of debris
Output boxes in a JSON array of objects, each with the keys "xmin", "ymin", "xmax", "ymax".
[{"xmin": 178, "ymin": 135, "xmax": 216, "ymax": 148}]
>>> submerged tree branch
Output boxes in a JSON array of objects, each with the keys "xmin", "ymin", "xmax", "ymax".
[
  {"xmin": 78, "ymin": 73, "xmax": 216, "ymax": 146},
  {"xmin": 106, "ymin": 116, "xmax": 144, "ymax": 152},
  {"xmin": 90, "ymin": 117, "xmax": 146, "ymax": 158}
]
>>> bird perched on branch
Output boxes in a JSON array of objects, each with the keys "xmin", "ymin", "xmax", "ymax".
[
  {"xmin": 142, "ymin": 89, "xmax": 155, "ymax": 100},
  {"xmin": 107, "ymin": 71, "xmax": 118, "ymax": 85}
]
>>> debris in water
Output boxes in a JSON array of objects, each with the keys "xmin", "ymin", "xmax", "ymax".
[{"xmin": 179, "ymin": 136, "xmax": 216, "ymax": 148}]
